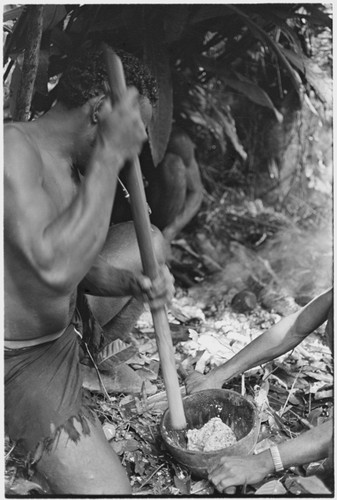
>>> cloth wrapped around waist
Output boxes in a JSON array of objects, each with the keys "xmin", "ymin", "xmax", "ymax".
[{"xmin": 5, "ymin": 320, "xmax": 94, "ymax": 461}]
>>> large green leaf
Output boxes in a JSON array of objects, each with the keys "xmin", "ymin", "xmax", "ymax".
[
  {"xmin": 285, "ymin": 476, "xmax": 331, "ymax": 495},
  {"xmin": 3, "ymin": 6, "xmax": 29, "ymax": 61},
  {"xmin": 9, "ymin": 61, "xmax": 22, "ymax": 118},
  {"xmin": 211, "ymin": 104, "xmax": 247, "ymax": 160},
  {"xmin": 50, "ymin": 27, "xmax": 73, "ymax": 55},
  {"xmin": 163, "ymin": 5, "xmax": 190, "ymax": 43},
  {"xmin": 259, "ymin": 9, "xmax": 304, "ymax": 54},
  {"xmin": 280, "ymin": 47, "xmax": 332, "ymax": 105},
  {"xmin": 299, "ymin": 4, "xmax": 332, "ymax": 30},
  {"xmin": 230, "ymin": 72, "xmax": 284, "ymax": 123},
  {"xmin": 196, "ymin": 57, "xmax": 283, "ymax": 122},
  {"xmin": 189, "ymin": 5, "xmax": 232, "ymax": 25},
  {"xmin": 86, "ymin": 6, "xmax": 134, "ymax": 33},
  {"xmin": 144, "ymin": 20, "xmax": 173, "ymax": 166},
  {"xmin": 3, "ymin": 6, "xmax": 24, "ymax": 23},
  {"xmin": 42, "ymin": 5, "xmax": 67, "ymax": 32},
  {"xmin": 180, "ymin": 83, "xmax": 246, "ymax": 159},
  {"xmin": 34, "ymin": 49, "xmax": 49, "ymax": 96},
  {"xmin": 183, "ymin": 106, "xmax": 226, "ymax": 153},
  {"xmin": 4, "ymin": 5, "xmax": 66, "ymax": 62},
  {"xmin": 226, "ymin": 5, "xmax": 303, "ymax": 94}
]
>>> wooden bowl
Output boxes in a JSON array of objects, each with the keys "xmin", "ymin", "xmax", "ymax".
[{"xmin": 160, "ymin": 389, "xmax": 259, "ymax": 478}]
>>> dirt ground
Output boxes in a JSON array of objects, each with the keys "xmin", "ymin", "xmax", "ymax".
[
  {"xmin": 5, "ymin": 189, "xmax": 333, "ymax": 496},
  {"xmin": 5, "ymin": 274, "xmax": 332, "ymax": 496}
]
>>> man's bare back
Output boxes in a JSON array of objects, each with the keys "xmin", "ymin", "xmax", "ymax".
[
  {"xmin": 5, "ymin": 122, "xmax": 79, "ymax": 341},
  {"xmin": 5, "ymin": 89, "xmax": 151, "ymax": 342}
]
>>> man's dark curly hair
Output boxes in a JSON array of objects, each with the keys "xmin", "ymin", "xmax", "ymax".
[{"xmin": 57, "ymin": 44, "xmax": 158, "ymax": 109}]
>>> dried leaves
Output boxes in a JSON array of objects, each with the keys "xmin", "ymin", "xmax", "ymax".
[
  {"xmin": 5, "ymin": 280, "xmax": 332, "ymax": 495},
  {"xmin": 91, "ymin": 294, "xmax": 331, "ymax": 495}
]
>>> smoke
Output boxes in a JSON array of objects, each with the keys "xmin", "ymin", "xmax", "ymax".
[
  {"xmin": 259, "ymin": 223, "xmax": 333, "ymax": 299},
  {"xmin": 189, "ymin": 215, "xmax": 332, "ymax": 313}
]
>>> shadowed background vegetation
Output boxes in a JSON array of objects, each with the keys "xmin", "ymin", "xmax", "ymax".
[
  {"xmin": 3, "ymin": 4, "xmax": 333, "ymax": 496},
  {"xmin": 3, "ymin": 4, "xmax": 332, "ymax": 186},
  {"xmin": 3, "ymin": 2, "xmax": 333, "ymax": 301}
]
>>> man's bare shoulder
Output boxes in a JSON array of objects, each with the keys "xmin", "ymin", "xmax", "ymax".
[
  {"xmin": 5, "ymin": 122, "xmax": 33, "ymax": 145},
  {"xmin": 4, "ymin": 122, "xmax": 55, "ymax": 256},
  {"xmin": 4, "ymin": 122, "xmax": 42, "ymax": 176},
  {"xmin": 167, "ymin": 128, "xmax": 198, "ymax": 169}
]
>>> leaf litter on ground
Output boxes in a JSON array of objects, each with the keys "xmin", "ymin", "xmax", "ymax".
[{"xmin": 5, "ymin": 282, "xmax": 332, "ymax": 495}]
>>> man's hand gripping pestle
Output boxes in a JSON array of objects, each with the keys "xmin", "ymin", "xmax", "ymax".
[{"xmin": 103, "ymin": 45, "xmax": 187, "ymax": 430}]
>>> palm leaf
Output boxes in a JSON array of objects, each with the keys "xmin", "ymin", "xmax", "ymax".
[
  {"xmin": 33, "ymin": 49, "xmax": 50, "ymax": 96},
  {"xmin": 163, "ymin": 5, "xmax": 190, "ymax": 43},
  {"xmin": 226, "ymin": 5, "xmax": 303, "ymax": 94},
  {"xmin": 4, "ymin": 5, "xmax": 67, "ymax": 62},
  {"xmin": 3, "ymin": 6, "xmax": 24, "ymax": 23},
  {"xmin": 280, "ymin": 47, "xmax": 332, "ymax": 104},
  {"xmin": 196, "ymin": 57, "xmax": 283, "ymax": 122},
  {"xmin": 86, "ymin": 6, "xmax": 135, "ymax": 34},
  {"xmin": 261, "ymin": 10, "xmax": 304, "ymax": 53},
  {"xmin": 226, "ymin": 73, "xmax": 283, "ymax": 123},
  {"xmin": 144, "ymin": 19, "xmax": 173, "ymax": 166},
  {"xmin": 189, "ymin": 5, "xmax": 232, "ymax": 25},
  {"xmin": 41, "ymin": 5, "xmax": 67, "ymax": 32},
  {"xmin": 211, "ymin": 105, "xmax": 247, "ymax": 160},
  {"xmin": 9, "ymin": 61, "xmax": 22, "ymax": 117},
  {"xmin": 298, "ymin": 4, "xmax": 332, "ymax": 30}
]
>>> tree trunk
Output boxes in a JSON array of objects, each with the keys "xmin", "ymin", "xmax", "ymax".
[{"xmin": 14, "ymin": 5, "xmax": 44, "ymax": 122}]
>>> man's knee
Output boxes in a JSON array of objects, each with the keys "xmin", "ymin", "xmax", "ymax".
[
  {"xmin": 37, "ymin": 417, "xmax": 132, "ymax": 495},
  {"xmin": 104, "ymin": 221, "xmax": 167, "ymax": 267},
  {"xmin": 150, "ymin": 224, "xmax": 167, "ymax": 264}
]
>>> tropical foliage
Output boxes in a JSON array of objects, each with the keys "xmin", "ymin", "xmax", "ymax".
[
  {"xmin": 3, "ymin": 7, "xmax": 333, "ymax": 495},
  {"xmin": 3, "ymin": 4, "xmax": 332, "ymax": 172}
]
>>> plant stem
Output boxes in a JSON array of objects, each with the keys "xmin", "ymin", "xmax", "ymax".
[{"xmin": 14, "ymin": 5, "xmax": 44, "ymax": 122}]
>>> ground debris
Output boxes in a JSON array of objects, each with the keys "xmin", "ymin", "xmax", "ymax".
[
  {"xmin": 5, "ymin": 277, "xmax": 332, "ymax": 495},
  {"xmin": 100, "ymin": 289, "xmax": 331, "ymax": 495}
]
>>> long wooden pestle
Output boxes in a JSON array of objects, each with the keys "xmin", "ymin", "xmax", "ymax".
[{"xmin": 103, "ymin": 45, "xmax": 187, "ymax": 430}]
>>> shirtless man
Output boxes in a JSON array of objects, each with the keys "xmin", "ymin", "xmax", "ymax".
[
  {"xmin": 186, "ymin": 288, "xmax": 333, "ymax": 493},
  {"xmin": 111, "ymin": 127, "xmax": 203, "ymax": 243},
  {"xmin": 145, "ymin": 127, "xmax": 203, "ymax": 242},
  {"xmin": 5, "ymin": 45, "xmax": 174, "ymax": 494}
]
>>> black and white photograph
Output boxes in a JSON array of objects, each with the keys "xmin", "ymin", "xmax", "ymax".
[{"xmin": 3, "ymin": 2, "xmax": 333, "ymax": 496}]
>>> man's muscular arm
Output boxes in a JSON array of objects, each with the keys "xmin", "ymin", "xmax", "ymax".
[
  {"xmin": 208, "ymin": 419, "xmax": 332, "ymax": 492},
  {"xmin": 80, "ymin": 256, "xmax": 174, "ymax": 310},
  {"xmin": 162, "ymin": 132, "xmax": 203, "ymax": 242},
  {"xmin": 162, "ymin": 153, "xmax": 203, "ymax": 242},
  {"xmin": 187, "ymin": 288, "xmax": 332, "ymax": 392},
  {"xmin": 4, "ymin": 91, "xmax": 146, "ymax": 293}
]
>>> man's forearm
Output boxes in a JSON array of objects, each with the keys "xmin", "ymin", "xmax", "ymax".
[
  {"xmin": 164, "ymin": 190, "xmax": 203, "ymax": 241},
  {"xmin": 279, "ymin": 419, "xmax": 332, "ymax": 468},
  {"xmin": 208, "ymin": 289, "xmax": 332, "ymax": 386},
  {"xmin": 257, "ymin": 419, "xmax": 332, "ymax": 476},
  {"xmin": 207, "ymin": 420, "xmax": 332, "ymax": 492},
  {"xmin": 209, "ymin": 315, "xmax": 308, "ymax": 385}
]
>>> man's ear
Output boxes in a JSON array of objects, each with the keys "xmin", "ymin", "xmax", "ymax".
[{"xmin": 92, "ymin": 95, "xmax": 106, "ymax": 124}]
